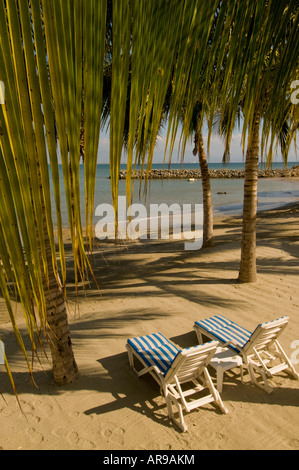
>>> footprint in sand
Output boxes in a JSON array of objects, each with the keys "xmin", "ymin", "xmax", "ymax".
[
  {"xmin": 66, "ymin": 430, "xmax": 80, "ymax": 445},
  {"xmin": 0, "ymin": 406, "xmax": 12, "ymax": 418},
  {"xmin": 38, "ymin": 403, "xmax": 53, "ymax": 414},
  {"xmin": 69, "ymin": 410, "xmax": 80, "ymax": 417},
  {"xmin": 66, "ymin": 431, "xmax": 96, "ymax": 450},
  {"xmin": 77, "ymin": 439, "xmax": 96, "ymax": 450},
  {"xmin": 52, "ymin": 428, "xmax": 95, "ymax": 450},
  {"xmin": 19, "ymin": 400, "xmax": 35, "ymax": 414},
  {"xmin": 23, "ymin": 412, "xmax": 41, "ymax": 425},
  {"xmin": 289, "ymin": 438, "xmax": 299, "ymax": 449},
  {"xmin": 51, "ymin": 426, "xmax": 66, "ymax": 441},
  {"xmin": 18, "ymin": 398, "xmax": 53, "ymax": 417},
  {"xmin": 34, "ymin": 400, "xmax": 54, "ymax": 414},
  {"xmin": 25, "ymin": 427, "xmax": 44, "ymax": 444},
  {"xmin": 103, "ymin": 427, "xmax": 125, "ymax": 445}
]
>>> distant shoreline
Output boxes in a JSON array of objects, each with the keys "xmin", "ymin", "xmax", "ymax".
[{"xmin": 118, "ymin": 165, "xmax": 299, "ymax": 180}]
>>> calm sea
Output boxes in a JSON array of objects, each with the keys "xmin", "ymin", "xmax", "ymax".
[{"xmin": 50, "ymin": 162, "xmax": 299, "ymax": 227}]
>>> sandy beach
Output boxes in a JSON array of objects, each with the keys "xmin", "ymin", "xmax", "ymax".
[{"xmin": 0, "ymin": 201, "xmax": 299, "ymax": 451}]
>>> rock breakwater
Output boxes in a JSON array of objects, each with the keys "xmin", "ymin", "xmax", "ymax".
[{"xmin": 118, "ymin": 165, "xmax": 299, "ymax": 180}]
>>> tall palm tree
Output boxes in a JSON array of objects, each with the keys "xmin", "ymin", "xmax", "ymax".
[
  {"xmin": 0, "ymin": 0, "xmax": 107, "ymax": 388},
  {"xmin": 237, "ymin": 5, "xmax": 298, "ymax": 282},
  {"xmin": 193, "ymin": 126, "xmax": 214, "ymax": 248},
  {"xmin": 202, "ymin": 1, "xmax": 298, "ymax": 283},
  {"xmin": 238, "ymin": 110, "xmax": 261, "ymax": 283},
  {"xmin": 238, "ymin": 107, "xmax": 293, "ymax": 283},
  {"xmin": 181, "ymin": 99, "xmax": 214, "ymax": 248}
]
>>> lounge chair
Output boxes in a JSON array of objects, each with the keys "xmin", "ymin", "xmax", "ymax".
[
  {"xmin": 126, "ymin": 332, "xmax": 228, "ymax": 432},
  {"xmin": 193, "ymin": 315, "xmax": 299, "ymax": 393}
]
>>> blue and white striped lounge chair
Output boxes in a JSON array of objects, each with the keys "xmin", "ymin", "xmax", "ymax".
[
  {"xmin": 193, "ymin": 315, "xmax": 299, "ymax": 393},
  {"xmin": 126, "ymin": 332, "xmax": 228, "ymax": 432}
]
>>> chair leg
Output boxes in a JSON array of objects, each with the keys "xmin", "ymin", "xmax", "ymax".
[
  {"xmin": 126, "ymin": 344, "xmax": 134, "ymax": 368},
  {"xmin": 216, "ymin": 368, "xmax": 224, "ymax": 393},
  {"xmin": 242, "ymin": 354, "xmax": 271, "ymax": 391},
  {"xmin": 194, "ymin": 328, "xmax": 203, "ymax": 345},
  {"xmin": 126, "ymin": 345, "xmax": 154, "ymax": 377},
  {"xmin": 240, "ymin": 362, "xmax": 245, "ymax": 383},
  {"xmin": 203, "ymin": 368, "xmax": 229, "ymax": 414},
  {"xmin": 164, "ymin": 388, "xmax": 188, "ymax": 433},
  {"xmin": 126, "ymin": 345, "xmax": 143, "ymax": 376},
  {"xmin": 248, "ymin": 362, "xmax": 273, "ymax": 393},
  {"xmin": 246, "ymin": 341, "xmax": 299, "ymax": 393}
]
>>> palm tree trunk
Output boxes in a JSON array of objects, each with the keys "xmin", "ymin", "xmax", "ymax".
[
  {"xmin": 39, "ymin": 180, "xmax": 79, "ymax": 385},
  {"xmin": 43, "ymin": 255, "xmax": 79, "ymax": 385},
  {"xmin": 238, "ymin": 112, "xmax": 260, "ymax": 283},
  {"xmin": 197, "ymin": 129, "xmax": 214, "ymax": 247}
]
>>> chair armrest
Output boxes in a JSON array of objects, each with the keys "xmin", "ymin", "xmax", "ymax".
[
  {"xmin": 136, "ymin": 364, "xmax": 162, "ymax": 378},
  {"xmin": 222, "ymin": 339, "xmax": 241, "ymax": 352}
]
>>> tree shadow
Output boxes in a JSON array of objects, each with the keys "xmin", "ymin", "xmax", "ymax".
[
  {"xmin": 1, "ymin": 331, "xmax": 298, "ymax": 416},
  {"xmin": 220, "ymin": 374, "xmax": 299, "ymax": 407},
  {"xmin": 64, "ymin": 231, "xmax": 298, "ymax": 311},
  {"xmin": 1, "ymin": 202, "xmax": 298, "ymax": 408},
  {"xmin": 64, "ymin": 203, "xmax": 299, "ymax": 302},
  {"xmin": 84, "ymin": 347, "xmax": 224, "ymax": 432},
  {"xmin": 84, "ymin": 351, "xmax": 174, "ymax": 430},
  {"xmin": 84, "ymin": 347, "xmax": 299, "ymax": 430}
]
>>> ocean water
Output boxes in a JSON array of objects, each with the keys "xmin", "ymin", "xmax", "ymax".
[{"xmin": 50, "ymin": 162, "xmax": 299, "ymax": 228}]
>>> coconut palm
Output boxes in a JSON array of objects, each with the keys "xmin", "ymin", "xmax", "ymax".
[
  {"xmin": 0, "ymin": 0, "xmax": 107, "ymax": 388},
  {"xmin": 192, "ymin": 126, "xmax": 214, "ymax": 248},
  {"xmin": 186, "ymin": 1, "xmax": 298, "ymax": 283},
  {"xmin": 179, "ymin": 101, "xmax": 214, "ymax": 248},
  {"xmin": 237, "ymin": 9, "xmax": 298, "ymax": 283}
]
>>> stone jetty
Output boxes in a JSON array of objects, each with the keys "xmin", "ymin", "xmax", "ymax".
[{"xmin": 118, "ymin": 165, "xmax": 299, "ymax": 180}]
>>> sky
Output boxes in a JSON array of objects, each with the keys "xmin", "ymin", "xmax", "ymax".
[{"xmin": 97, "ymin": 125, "xmax": 299, "ymax": 165}]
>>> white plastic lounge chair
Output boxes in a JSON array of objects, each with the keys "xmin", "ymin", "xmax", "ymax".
[
  {"xmin": 193, "ymin": 315, "xmax": 299, "ymax": 393},
  {"xmin": 126, "ymin": 332, "xmax": 228, "ymax": 432}
]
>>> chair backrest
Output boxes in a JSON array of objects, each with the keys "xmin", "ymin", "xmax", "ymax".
[
  {"xmin": 165, "ymin": 340, "xmax": 218, "ymax": 384},
  {"xmin": 243, "ymin": 316, "xmax": 289, "ymax": 355}
]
